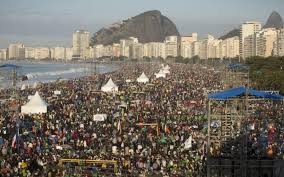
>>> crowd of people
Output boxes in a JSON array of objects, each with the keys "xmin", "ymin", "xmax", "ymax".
[{"xmin": 0, "ymin": 61, "xmax": 282, "ymax": 177}]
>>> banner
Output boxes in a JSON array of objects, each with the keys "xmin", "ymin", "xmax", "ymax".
[
  {"xmin": 54, "ymin": 90, "xmax": 61, "ymax": 95},
  {"xmin": 184, "ymin": 136, "xmax": 192, "ymax": 149},
  {"xmin": 93, "ymin": 114, "xmax": 107, "ymax": 121}
]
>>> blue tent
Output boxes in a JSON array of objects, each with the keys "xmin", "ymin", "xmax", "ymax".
[
  {"xmin": 208, "ymin": 86, "xmax": 283, "ymax": 100},
  {"xmin": 227, "ymin": 63, "xmax": 249, "ymax": 70},
  {"xmin": 0, "ymin": 64, "xmax": 20, "ymax": 68}
]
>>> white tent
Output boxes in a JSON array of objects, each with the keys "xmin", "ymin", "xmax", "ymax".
[
  {"xmin": 21, "ymin": 91, "xmax": 48, "ymax": 114},
  {"xmin": 155, "ymin": 70, "xmax": 166, "ymax": 78},
  {"xmin": 101, "ymin": 78, "xmax": 118, "ymax": 92},
  {"xmin": 164, "ymin": 65, "xmax": 170, "ymax": 70},
  {"xmin": 162, "ymin": 65, "xmax": 170, "ymax": 74},
  {"xmin": 163, "ymin": 68, "xmax": 170, "ymax": 74},
  {"xmin": 136, "ymin": 72, "xmax": 149, "ymax": 83},
  {"xmin": 21, "ymin": 84, "xmax": 26, "ymax": 91}
]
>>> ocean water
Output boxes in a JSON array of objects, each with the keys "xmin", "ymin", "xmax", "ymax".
[{"xmin": 0, "ymin": 61, "xmax": 118, "ymax": 88}]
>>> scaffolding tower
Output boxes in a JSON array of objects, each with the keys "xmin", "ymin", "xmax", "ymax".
[
  {"xmin": 206, "ymin": 62, "xmax": 284, "ymax": 177},
  {"xmin": 206, "ymin": 89, "xmax": 284, "ymax": 177},
  {"xmin": 222, "ymin": 63, "xmax": 249, "ymax": 89}
]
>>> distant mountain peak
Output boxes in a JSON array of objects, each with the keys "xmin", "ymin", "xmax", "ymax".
[
  {"xmin": 91, "ymin": 10, "xmax": 180, "ymax": 45},
  {"xmin": 219, "ymin": 28, "xmax": 239, "ymax": 40},
  {"xmin": 263, "ymin": 11, "xmax": 283, "ymax": 29}
]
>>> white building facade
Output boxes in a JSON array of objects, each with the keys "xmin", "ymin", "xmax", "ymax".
[
  {"xmin": 256, "ymin": 28, "xmax": 278, "ymax": 57},
  {"xmin": 8, "ymin": 43, "xmax": 25, "ymax": 59},
  {"xmin": 240, "ymin": 21, "xmax": 262, "ymax": 59},
  {"xmin": 221, "ymin": 36, "xmax": 240, "ymax": 58},
  {"xmin": 0, "ymin": 49, "xmax": 7, "ymax": 60},
  {"xmin": 165, "ymin": 36, "xmax": 179, "ymax": 57},
  {"xmin": 34, "ymin": 47, "xmax": 50, "ymax": 60},
  {"xmin": 72, "ymin": 30, "xmax": 90, "ymax": 59}
]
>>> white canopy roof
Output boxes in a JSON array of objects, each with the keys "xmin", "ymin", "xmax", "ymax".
[
  {"xmin": 21, "ymin": 91, "xmax": 48, "ymax": 114},
  {"xmin": 101, "ymin": 78, "xmax": 118, "ymax": 92},
  {"xmin": 164, "ymin": 65, "xmax": 170, "ymax": 70},
  {"xmin": 163, "ymin": 68, "xmax": 170, "ymax": 74},
  {"xmin": 162, "ymin": 65, "xmax": 170, "ymax": 74},
  {"xmin": 136, "ymin": 72, "xmax": 149, "ymax": 83},
  {"xmin": 155, "ymin": 69, "xmax": 166, "ymax": 78},
  {"xmin": 21, "ymin": 84, "xmax": 26, "ymax": 91}
]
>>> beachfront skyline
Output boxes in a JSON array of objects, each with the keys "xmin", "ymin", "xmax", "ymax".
[{"xmin": 0, "ymin": 0, "xmax": 283, "ymax": 48}]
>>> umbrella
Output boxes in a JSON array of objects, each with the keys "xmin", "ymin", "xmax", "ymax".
[{"xmin": 159, "ymin": 137, "xmax": 167, "ymax": 144}]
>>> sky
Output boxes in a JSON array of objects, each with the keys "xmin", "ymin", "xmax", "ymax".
[{"xmin": 0, "ymin": 0, "xmax": 283, "ymax": 48}]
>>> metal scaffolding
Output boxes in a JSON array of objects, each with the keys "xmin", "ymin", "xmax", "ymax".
[
  {"xmin": 222, "ymin": 64, "xmax": 249, "ymax": 89},
  {"xmin": 206, "ymin": 63, "xmax": 284, "ymax": 177},
  {"xmin": 206, "ymin": 93, "xmax": 284, "ymax": 177}
]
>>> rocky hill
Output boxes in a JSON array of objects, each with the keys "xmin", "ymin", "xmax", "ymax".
[
  {"xmin": 263, "ymin": 11, "xmax": 283, "ymax": 29},
  {"xmin": 91, "ymin": 10, "xmax": 180, "ymax": 45},
  {"xmin": 219, "ymin": 11, "xmax": 283, "ymax": 40},
  {"xmin": 219, "ymin": 28, "xmax": 239, "ymax": 40}
]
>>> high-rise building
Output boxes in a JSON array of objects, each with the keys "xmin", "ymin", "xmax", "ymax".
[
  {"xmin": 65, "ymin": 48, "xmax": 73, "ymax": 60},
  {"xmin": 221, "ymin": 36, "xmax": 240, "ymax": 58},
  {"xmin": 25, "ymin": 47, "xmax": 35, "ymax": 59},
  {"xmin": 130, "ymin": 43, "xmax": 143, "ymax": 59},
  {"xmin": 103, "ymin": 45, "xmax": 113, "ymax": 57},
  {"xmin": 256, "ymin": 28, "xmax": 277, "ymax": 57},
  {"xmin": 112, "ymin": 43, "xmax": 120, "ymax": 57},
  {"xmin": 191, "ymin": 41, "xmax": 201, "ymax": 57},
  {"xmin": 120, "ymin": 37, "xmax": 138, "ymax": 58},
  {"xmin": 240, "ymin": 21, "xmax": 261, "ymax": 59},
  {"xmin": 72, "ymin": 30, "xmax": 90, "ymax": 60},
  {"xmin": 8, "ymin": 43, "xmax": 25, "ymax": 59},
  {"xmin": 0, "ymin": 49, "xmax": 7, "ymax": 60},
  {"xmin": 180, "ymin": 33, "xmax": 197, "ymax": 58},
  {"xmin": 120, "ymin": 39, "xmax": 131, "ymax": 58},
  {"xmin": 143, "ymin": 42, "xmax": 162, "ymax": 58},
  {"xmin": 50, "ymin": 47, "xmax": 66, "ymax": 60},
  {"xmin": 198, "ymin": 34, "xmax": 215, "ymax": 59},
  {"xmin": 165, "ymin": 36, "xmax": 179, "ymax": 57},
  {"xmin": 94, "ymin": 45, "xmax": 104, "ymax": 58},
  {"xmin": 274, "ymin": 28, "xmax": 284, "ymax": 56},
  {"xmin": 34, "ymin": 47, "xmax": 50, "ymax": 60},
  {"xmin": 208, "ymin": 39, "xmax": 222, "ymax": 59}
]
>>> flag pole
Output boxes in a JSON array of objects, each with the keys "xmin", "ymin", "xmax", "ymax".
[{"xmin": 16, "ymin": 118, "xmax": 20, "ymax": 153}]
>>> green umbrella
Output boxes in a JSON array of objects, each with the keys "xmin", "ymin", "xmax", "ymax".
[{"xmin": 159, "ymin": 137, "xmax": 167, "ymax": 144}]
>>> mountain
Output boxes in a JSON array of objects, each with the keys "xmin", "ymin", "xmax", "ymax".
[
  {"xmin": 91, "ymin": 10, "xmax": 180, "ymax": 45},
  {"xmin": 219, "ymin": 28, "xmax": 239, "ymax": 40},
  {"xmin": 219, "ymin": 11, "xmax": 283, "ymax": 40},
  {"xmin": 263, "ymin": 11, "xmax": 283, "ymax": 29}
]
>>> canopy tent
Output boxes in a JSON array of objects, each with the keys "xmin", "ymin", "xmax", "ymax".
[
  {"xmin": 162, "ymin": 68, "xmax": 170, "ymax": 74},
  {"xmin": 208, "ymin": 86, "xmax": 283, "ymax": 100},
  {"xmin": 164, "ymin": 65, "xmax": 170, "ymax": 70},
  {"xmin": 136, "ymin": 72, "xmax": 149, "ymax": 83},
  {"xmin": 155, "ymin": 70, "xmax": 166, "ymax": 78},
  {"xmin": 21, "ymin": 91, "xmax": 48, "ymax": 114},
  {"xmin": 101, "ymin": 78, "xmax": 118, "ymax": 92},
  {"xmin": 163, "ymin": 65, "xmax": 170, "ymax": 74},
  {"xmin": 227, "ymin": 63, "xmax": 249, "ymax": 70},
  {"xmin": 21, "ymin": 84, "xmax": 26, "ymax": 91}
]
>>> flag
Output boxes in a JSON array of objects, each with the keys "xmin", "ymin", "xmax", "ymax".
[
  {"xmin": 117, "ymin": 119, "xmax": 121, "ymax": 133},
  {"xmin": 164, "ymin": 124, "xmax": 170, "ymax": 134},
  {"xmin": 12, "ymin": 134, "xmax": 16, "ymax": 149},
  {"xmin": 184, "ymin": 136, "xmax": 192, "ymax": 149}
]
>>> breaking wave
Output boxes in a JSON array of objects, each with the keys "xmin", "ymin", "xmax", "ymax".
[{"xmin": 26, "ymin": 67, "xmax": 90, "ymax": 79}]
